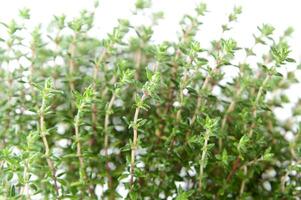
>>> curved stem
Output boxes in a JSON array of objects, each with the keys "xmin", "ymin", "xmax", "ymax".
[
  {"xmin": 39, "ymin": 98, "xmax": 60, "ymax": 198},
  {"xmin": 130, "ymin": 93, "xmax": 147, "ymax": 188}
]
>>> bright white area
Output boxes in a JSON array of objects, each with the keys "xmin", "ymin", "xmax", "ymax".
[
  {"xmin": 5, "ymin": 0, "xmax": 301, "ymax": 119},
  {"xmin": 0, "ymin": 0, "xmax": 300, "ymax": 138},
  {"xmin": 1, "ymin": 0, "xmax": 301, "ymax": 199},
  {"xmin": 0, "ymin": 0, "xmax": 300, "ymax": 53}
]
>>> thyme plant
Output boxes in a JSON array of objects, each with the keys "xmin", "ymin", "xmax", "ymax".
[{"xmin": 0, "ymin": 1, "xmax": 301, "ymax": 199}]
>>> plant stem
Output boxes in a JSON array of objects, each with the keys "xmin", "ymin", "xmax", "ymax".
[
  {"xmin": 198, "ymin": 129, "xmax": 211, "ymax": 191},
  {"xmin": 74, "ymin": 107, "xmax": 96, "ymax": 197},
  {"xmin": 239, "ymin": 166, "xmax": 247, "ymax": 195},
  {"xmin": 190, "ymin": 28, "xmax": 226, "ymax": 125},
  {"xmin": 191, "ymin": 66, "xmax": 216, "ymax": 125},
  {"xmin": 104, "ymin": 92, "xmax": 116, "ymax": 200},
  {"xmin": 169, "ymin": 57, "xmax": 192, "ymax": 149},
  {"xmin": 219, "ymin": 87, "xmax": 243, "ymax": 152},
  {"xmin": 176, "ymin": 53, "xmax": 194, "ymax": 121},
  {"xmin": 191, "ymin": 75, "xmax": 210, "ymax": 125},
  {"xmin": 248, "ymin": 74, "xmax": 271, "ymax": 137},
  {"xmin": 68, "ymin": 34, "xmax": 77, "ymax": 91},
  {"xmin": 89, "ymin": 74, "xmax": 100, "ymax": 149},
  {"xmin": 130, "ymin": 93, "xmax": 147, "ymax": 188},
  {"xmin": 74, "ymin": 108, "xmax": 86, "ymax": 183},
  {"xmin": 239, "ymin": 72, "xmax": 271, "ymax": 196},
  {"xmin": 39, "ymin": 97, "xmax": 60, "ymax": 198},
  {"xmin": 176, "ymin": 69, "xmax": 188, "ymax": 122},
  {"xmin": 163, "ymin": 49, "xmax": 180, "ymax": 116},
  {"xmin": 134, "ymin": 49, "xmax": 142, "ymax": 80},
  {"xmin": 21, "ymin": 159, "xmax": 30, "ymax": 200},
  {"xmin": 91, "ymin": 50, "xmax": 107, "ymax": 142}
]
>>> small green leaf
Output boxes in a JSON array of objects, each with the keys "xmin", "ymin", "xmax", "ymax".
[{"xmin": 286, "ymin": 58, "xmax": 296, "ymax": 63}]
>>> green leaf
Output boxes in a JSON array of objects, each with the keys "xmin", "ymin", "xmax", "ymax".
[
  {"xmin": 9, "ymin": 185, "xmax": 16, "ymax": 197},
  {"xmin": 195, "ymin": 3, "xmax": 207, "ymax": 16},
  {"xmin": 237, "ymin": 135, "xmax": 249, "ymax": 155},
  {"xmin": 286, "ymin": 58, "xmax": 296, "ymax": 63},
  {"xmin": 19, "ymin": 8, "xmax": 30, "ymax": 19},
  {"xmin": 176, "ymin": 190, "xmax": 193, "ymax": 200},
  {"xmin": 258, "ymin": 24, "xmax": 275, "ymax": 36},
  {"xmin": 135, "ymin": 0, "xmax": 151, "ymax": 10},
  {"xmin": 262, "ymin": 147, "xmax": 274, "ymax": 161}
]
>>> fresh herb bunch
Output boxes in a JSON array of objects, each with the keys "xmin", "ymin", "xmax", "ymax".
[{"xmin": 0, "ymin": 1, "xmax": 301, "ymax": 199}]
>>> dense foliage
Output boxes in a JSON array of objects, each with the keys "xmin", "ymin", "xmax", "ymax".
[{"xmin": 0, "ymin": 1, "xmax": 301, "ymax": 199}]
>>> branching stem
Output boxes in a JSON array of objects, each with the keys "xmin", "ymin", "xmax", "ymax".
[
  {"xmin": 39, "ymin": 97, "xmax": 60, "ymax": 198},
  {"xmin": 239, "ymin": 72, "xmax": 271, "ymax": 196},
  {"xmin": 130, "ymin": 93, "xmax": 147, "ymax": 188}
]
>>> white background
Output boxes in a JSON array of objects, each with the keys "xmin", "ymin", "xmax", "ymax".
[
  {"xmin": 1, "ymin": 0, "xmax": 300, "ymax": 120},
  {"xmin": 0, "ymin": 0, "xmax": 300, "ymax": 198},
  {"xmin": 0, "ymin": 2, "xmax": 300, "ymax": 120},
  {"xmin": 0, "ymin": 0, "xmax": 300, "ymax": 53}
]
